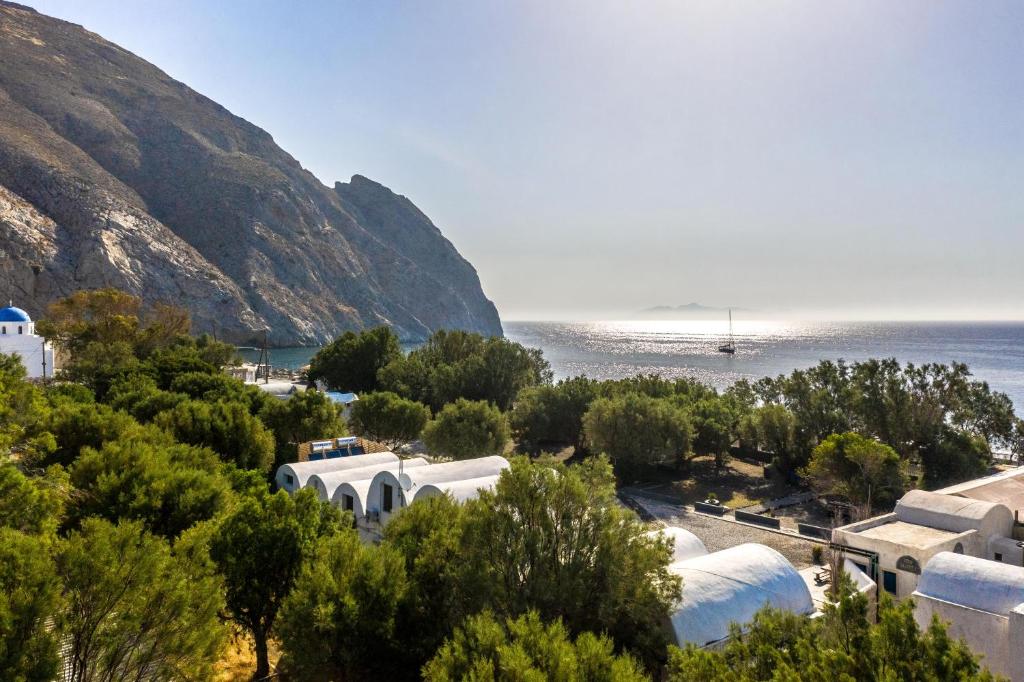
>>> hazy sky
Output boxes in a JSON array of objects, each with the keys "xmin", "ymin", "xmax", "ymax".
[{"xmin": 30, "ymin": 1, "xmax": 1024, "ymax": 321}]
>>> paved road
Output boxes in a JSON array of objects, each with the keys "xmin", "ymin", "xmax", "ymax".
[{"xmin": 623, "ymin": 490, "xmax": 822, "ymax": 569}]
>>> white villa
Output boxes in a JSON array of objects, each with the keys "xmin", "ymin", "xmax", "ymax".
[
  {"xmin": 0, "ymin": 303, "xmax": 54, "ymax": 379},
  {"xmin": 274, "ymin": 453, "xmax": 508, "ymax": 538},
  {"xmin": 833, "ymin": 466, "xmax": 1024, "ymax": 680}
]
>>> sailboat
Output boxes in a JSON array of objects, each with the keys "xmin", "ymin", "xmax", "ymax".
[{"xmin": 718, "ymin": 308, "xmax": 736, "ymax": 354}]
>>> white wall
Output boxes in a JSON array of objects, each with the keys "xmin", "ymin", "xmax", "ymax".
[
  {"xmin": 913, "ymin": 595, "xmax": 1012, "ymax": 680},
  {"xmin": 0, "ymin": 336, "xmax": 54, "ymax": 378}
]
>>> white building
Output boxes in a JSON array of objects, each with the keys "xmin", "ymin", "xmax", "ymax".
[
  {"xmin": 646, "ymin": 526, "xmax": 709, "ymax": 563},
  {"xmin": 913, "ymin": 552, "xmax": 1024, "ymax": 682},
  {"xmin": 411, "ymin": 474, "xmax": 500, "ymax": 504},
  {"xmin": 308, "ymin": 458, "xmax": 429, "ymax": 502},
  {"xmin": 666, "ymin": 542, "xmax": 816, "ymax": 648},
  {"xmin": 833, "ymin": 484, "xmax": 1022, "ymax": 599},
  {"xmin": 0, "ymin": 304, "xmax": 54, "ymax": 379},
  {"xmin": 365, "ymin": 456, "xmax": 510, "ymax": 527},
  {"xmin": 274, "ymin": 451, "xmax": 398, "ymax": 494}
]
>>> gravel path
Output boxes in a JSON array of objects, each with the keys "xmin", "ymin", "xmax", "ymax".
[{"xmin": 623, "ymin": 491, "xmax": 822, "ymax": 569}]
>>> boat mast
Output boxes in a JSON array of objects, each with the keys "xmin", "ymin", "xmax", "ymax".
[{"xmin": 728, "ymin": 308, "xmax": 734, "ymax": 347}]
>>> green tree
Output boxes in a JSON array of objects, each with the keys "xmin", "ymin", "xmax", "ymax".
[
  {"xmin": 348, "ymin": 391, "xmax": 430, "ymax": 450},
  {"xmin": 209, "ymin": 488, "xmax": 341, "ymax": 679},
  {"xmin": 106, "ymin": 375, "xmax": 188, "ymax": 423},
  {"xmin": 0, "ymin": 355, "xmax": 55, "ymax": 464},
  {"xmin": 379, "ymin": 330, "xmax": 551, "ymax": 411},
  {"xmin": 582, "ymin": 393, "xmax": 692, "ymax": 478},
  {"xmin": 0, "ymin": 465, "xmax": 67, "ymax": 537},
  {"xmin": 667, "ymin": 580, "xmax": 998, "ymax": 681},
  {"xmin": 423, "ymin": 611, "xmax": 650, "ymax": 682},
  {"xmin": 459, "ymin": 457, "xmax": 679, "ymax": 668},
  {"xmin": 156, "ymin": 399, "xmax": 275, "ymax": 471},
  {"xmin": 0, "ymin": 529, "xmax": 62, "ymax": 682},
  {"xmin": 802, "ymin": 433, "xmax": 907, "ymax": 514},
  {"xmin": 259, "ymin": 390, "xmax": 347, "ymax": 468},
  {"xmin": 68, "ymin": 440, "xmax": 230, "ymax": 539},
  {"xmin": 168, "ymin": 371, "xmax": 269, "ymax": 414},
  {"xmin": 752, "ymin": 403, "xmax": 799, "ymax": 468},
  {"xmin": 55, "ymin": 519, "xmax": 225, "ymax": 682},
  {"xmin": 382, "ymin": 494, "xmax": 467, "ymax": 670},
  {"xmin": 422, "ymin": 398, "xmax": 509, "ymax": 459},
  {"xmin": 509, "ymin": 376, "xmax": 600, "ymax": 453},
  {"xmin": 308, "ymin": 326, "xmax": 402, "ymax": 393},
  {"xmin": 43, "ymin": 401, "xmax": 147, "ymax": 467},
  {"xmin": 687, "ymin": 397, "xmax": 736, "ymax": 471},
  {"xmin": 919, "ymin": 428, "xmax": 991, "ymax": 489},
  {"xmin": 277, "ymin": 530, "xmax": 407, "ymax": 678}
]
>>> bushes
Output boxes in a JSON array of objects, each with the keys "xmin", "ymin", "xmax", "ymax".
[
  {"xmin": 423, "ymin": 399, "xmax": 509, "ymax": 459},
  {"xmin": 423, "ymin": 611, "xmax": 650, "ymax": 682},
  {"xmin": 156, "ymin": 399, "xmax": 276, "ymax": 472},
  {"xmin": 583, "ymin": 393, "xmax": 692, "ymax": 478},
  {"xmin": 348, "ymin": 391, "xmax": 430, "ymax": 450}
]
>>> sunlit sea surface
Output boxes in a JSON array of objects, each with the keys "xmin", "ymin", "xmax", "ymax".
[
  {"xmin": 243, "ymin": 320, "xmax": 1024, "ymax": 413},
  {"xmin": 505, "ymin": 320, "xmax": 1024, "ymax": 413}
]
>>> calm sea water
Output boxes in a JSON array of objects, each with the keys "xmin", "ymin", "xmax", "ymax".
[
  {"xmin": 505, "ymin": 320, "xmax": 1024, "ymax": 413},
  {"xmin": 242, "ymin": 320, "xmax": 1024, "ymax": 412}
]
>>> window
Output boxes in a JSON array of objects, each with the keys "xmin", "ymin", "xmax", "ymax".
[
  {"xmin": 995, "ymin": 552, "xmax": 1003, "ymax": 562},
  {"xmin": 382, "ymin": 483, "xmax": 393, "ymax": 513},
  {"xmin": 853, "ymin": 562, "xmax": 868, "ymax": 576},
  {"xmin": 342, "ymin": 494, "xmax": 354, "ymax": 512},
  {"xmin": 883, "ymin": 570, "xmax": 897, "ymax": 596},
  {"xmin": 1, "ymin": 327, "xmax": 5, "ymax": 334},
  {"xmin": 17, "ymin": 326, "xmax": 22, "ymax": 334},
  {"xmin": 284, "ymin": 474, "xmax": 294, "ymax": 486}
]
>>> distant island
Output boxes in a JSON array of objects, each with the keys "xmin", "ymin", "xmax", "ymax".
[{"xmin": 631, "ymin": 303, "xmax": 750, "ymax": 320}]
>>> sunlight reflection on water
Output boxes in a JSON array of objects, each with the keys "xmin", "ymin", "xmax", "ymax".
[{"xmin": 505, "ymin": 320, "xmax": 1024, "ymax": 411}]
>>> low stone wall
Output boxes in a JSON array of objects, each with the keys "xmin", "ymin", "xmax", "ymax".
[
  {"xmin": 735, "ymin": 509, "xmax": 782, "ymax": 529},
  {"xmin": 798, "ymin": 523, "xmax": 832, "ymax": 540},
  {"xmin": 694, "ymin": 501, "xmax": 728, "ymax": 516}
]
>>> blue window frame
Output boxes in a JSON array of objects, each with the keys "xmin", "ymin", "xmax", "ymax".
[{"xmin": 883, "ymin": 570, "xmax": 897, "ymax": 595}]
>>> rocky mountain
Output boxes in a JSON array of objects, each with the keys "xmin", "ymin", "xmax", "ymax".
[{"xmin": 0, "ymin": 1, "xmax": 501, "ymax": 345}]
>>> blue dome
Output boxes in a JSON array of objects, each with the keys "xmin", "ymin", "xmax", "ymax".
[{"xmin": 0, "ymin": 306, "xmax": 31, "ymax": 322}]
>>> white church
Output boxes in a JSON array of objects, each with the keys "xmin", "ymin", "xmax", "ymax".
[{"xmin": 0, "ymin": 303, "xmax": 54, "ymax": 379}]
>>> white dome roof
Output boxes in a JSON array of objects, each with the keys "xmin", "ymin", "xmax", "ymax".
[
  {"xmin": 647, "ymin": 527, "xmax": 708, "ymax": 563},
  {"xmin": 916, "ymin": 551, "xmax": 1024, "ymax": 615},
  {"xmin": 895, "ymin": 489, "xmax": 1013, "ymax": 536},
  {"xmin": 668, "ymin": 543, "xmax": 814, "ymax": 647}
]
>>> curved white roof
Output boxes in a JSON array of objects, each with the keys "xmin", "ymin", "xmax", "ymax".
[
  {"xmin": 333, "ymin": 477, "xmax": 376, "ymax": 518},
  {"xmin": 646, "ymin": 527, "xmax": 708, "ymax": 563},
  {"xmin": 412, "ymin": 475, "xmax": 500, "ymax": 503},
  {"xmin": 895, "ymin": 489, "xmax": 1013, "ymax": 535},
  {"xmin": 668, "ymin": 543, "xmax": 814, "ymax": 647},
  {"xmin": 308, "ymin": 458, "xmax": 429, "ymax": 501},
  {"xmin": 366, "ymin": 456, "xmax": 509, "ymax": 515},
  {"xmin": 274, "ymin": 451, "xmax": 397, "ymax": 493},
  {"xmin": 916, "ymin": 551, "xmax": 1024, "ymax": 615}
]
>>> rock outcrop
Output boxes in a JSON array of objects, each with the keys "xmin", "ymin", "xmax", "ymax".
[{"xmin": 0, "ymin": 1, "xmax": 501, "ymax": 344}]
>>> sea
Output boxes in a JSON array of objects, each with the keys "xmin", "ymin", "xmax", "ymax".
[{"xmin": 240, "ymin": 320, "xmax": 1024, "ymax": 413}]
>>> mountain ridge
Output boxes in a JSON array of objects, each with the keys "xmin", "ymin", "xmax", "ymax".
[{"xmin": 0, "ymin": 1, "xmax": 502, "ymax": 344}]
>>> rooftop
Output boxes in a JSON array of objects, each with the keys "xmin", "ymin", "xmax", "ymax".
[
  {"xmin": 937, "ymin": 467, "xmax": 1024, "ymax": 514},
  {"xmin": 855, "ymin": 520, "xmax": 961, "ymax": 547},
  {"xmin": 0, "ymin": 305, "xmax": 31, "ymax": 322}
]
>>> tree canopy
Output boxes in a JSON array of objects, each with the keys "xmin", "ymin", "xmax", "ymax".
[
  {"xmin": 209, "ymin": 488, "xmax": 341, "ymax": 679},
  {"xmin": 380, "ymin": 329, "xmax": 552, "ymax": 411},
  {"xmin": 348, "ymin": 391, "xmax": 430, "ymax": 450},
  {"xmin": 307, "ymin": 326, "xmax": 402, "ymax": 393},
  {"xmin": 422, "ymin": 398, "xmax": 509, "ymax": 460},
  {"xmin": 423, "ymin": 611, "xmax": 650, "ymax": 682}
]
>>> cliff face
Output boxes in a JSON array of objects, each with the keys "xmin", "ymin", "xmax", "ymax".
[{"xmin": 0, "ymin": 1, "xmax": 502, "ymax": 344}]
